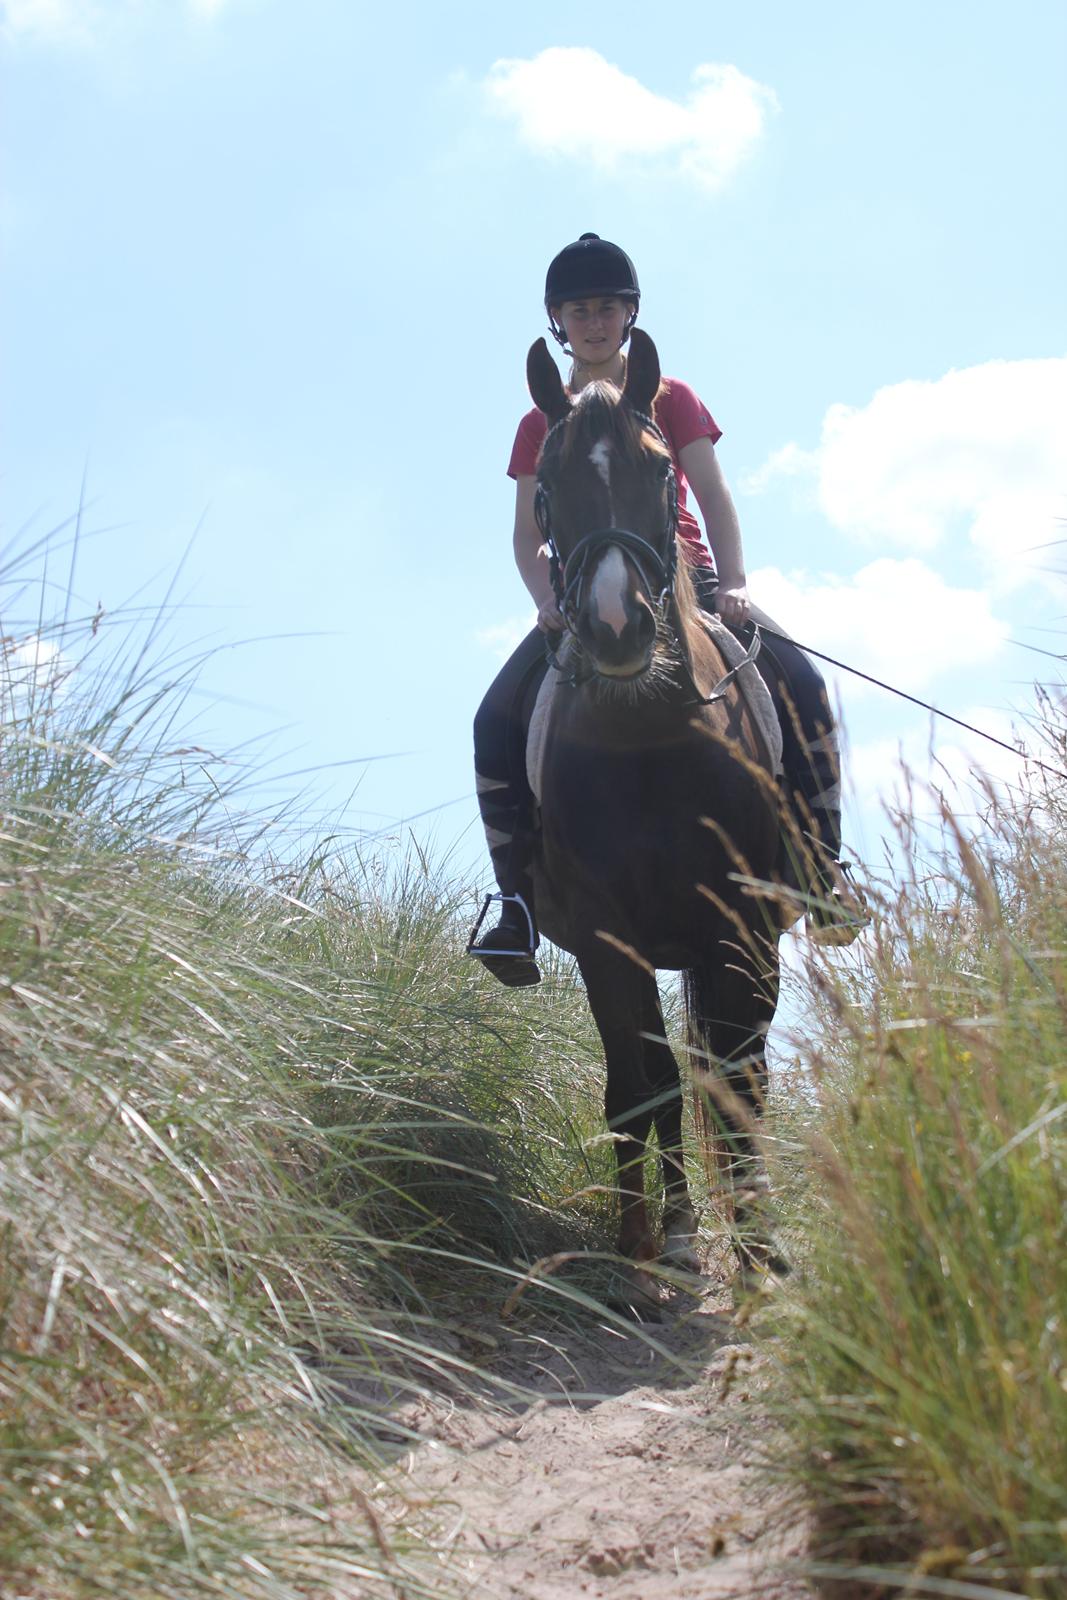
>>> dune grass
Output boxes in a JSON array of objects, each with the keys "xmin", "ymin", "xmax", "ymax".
[
  {"xmin": 0, "ymin": 596, "xmax": 619, "ymax": 1599},
  {"xmin": 18, "ymin": 538, "xmax": 1065, "ymax": 1600},
  {"xmin": 764, "ymin": 726, "xmax": 1067, "ymax": 1599}
]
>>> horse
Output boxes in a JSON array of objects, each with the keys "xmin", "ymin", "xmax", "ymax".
[{"xmin": 526, "ymin": 329, "xmax": 784, "ymax": 1295}]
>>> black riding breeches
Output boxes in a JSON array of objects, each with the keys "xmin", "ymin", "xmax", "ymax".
[
  {"xmin": 472, "ymin": 627, "xmax": 548, "ymax": 889},
  {"xmin": 473, "ymin": 578, "xmax": 842, "ymax": 892},
  {"xmin": 689, "ymin": 569, "xmax": 842, "ymax": 865}
]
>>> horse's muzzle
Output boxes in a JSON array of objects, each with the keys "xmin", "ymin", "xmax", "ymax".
[{"xmin": 578, "ymin": 602, "xmax": 658, "ymax": 678}]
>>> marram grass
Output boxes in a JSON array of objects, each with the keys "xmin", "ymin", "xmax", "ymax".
[
  {"xmin": 765, "ymin": 733, "xmax": 1067, "ymax": 1600},
  {"xmin": 0, "ymin": 608, "xmax": 614, "ymax": 1599}
]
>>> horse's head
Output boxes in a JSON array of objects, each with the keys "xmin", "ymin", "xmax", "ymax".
[{"xmin": 529, "ymin": 329, "xmax": 682, "ymax": 685}]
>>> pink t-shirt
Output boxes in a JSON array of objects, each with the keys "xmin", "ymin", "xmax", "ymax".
[{"xmin": 507, "ymin": 377, "xmax": 722, "ymax": 569}]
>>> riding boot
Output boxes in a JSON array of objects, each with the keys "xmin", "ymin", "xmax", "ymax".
[
  {"xmin": 470, "ymin": 628, "xmax": 549, "ymax": 985},
  {"xmin": 775, "ymin": 692, "xmax": 868, "ymax": 946},
  {"xmin": 468, "ymin": 864, "xmax": 541, "ymax": 987},
  {"xmin": 467, "ymin": 787, "xmax": 542, "ymax": 987},
  {"xmin": 469, "ymin": 878, "xmax": 541, "ymax": 988}
]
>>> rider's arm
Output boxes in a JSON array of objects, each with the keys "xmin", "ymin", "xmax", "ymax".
[
  {"xmin": 679, "ymin": 436, "xmax": 750, "ymax": 625},
  {"xmin": 513, "ymin": 475, "xmax": 564, "ymax": 633}
]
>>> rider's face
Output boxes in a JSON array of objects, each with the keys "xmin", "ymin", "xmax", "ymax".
[{"xmin": 553, "ymin": 296, "xmax": 634, "ymax": 364}]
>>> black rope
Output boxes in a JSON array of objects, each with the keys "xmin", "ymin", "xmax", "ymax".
[{"xmin": 757, "ymin": 625, "xmax": 1067, "ymax": 786}]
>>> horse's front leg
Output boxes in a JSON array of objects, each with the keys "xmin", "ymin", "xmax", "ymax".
[
  {"xmin": 688, "ymin": 939, "xmax": 785, "ymax": 1281},
  {"xmin": 637, "ymin": 987, "xmax": 700, "ymax": 1274},
  {"xmin": 576, "ymin": 939, "xmax": 662, "ymax": 1276}
]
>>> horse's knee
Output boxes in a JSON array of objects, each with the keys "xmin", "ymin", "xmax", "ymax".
[
  {"xmin": 605, "ymin": 1080, "xmax": 652, "ymax": 1140},
  {"xmin": 721, "ymin": 1058, "xmax": 768, "ymax": 1123}
]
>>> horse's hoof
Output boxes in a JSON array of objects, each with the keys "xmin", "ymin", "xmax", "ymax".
[
  {"xmin": 660, "ymin": 1234, "xmax": 702, "ymax": 1276},
  {"xmin": 607, "ymin": 1262, "xmax": 663, "ymax": 1319},
  {"xmin": 733, "ymin": 1247, "xmax": 790, "ymax": 1299}
]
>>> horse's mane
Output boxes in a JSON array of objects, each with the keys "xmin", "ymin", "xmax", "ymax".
[{"xmin": 672, "ymin": 551, "xmax": 701, "ymax": 632}]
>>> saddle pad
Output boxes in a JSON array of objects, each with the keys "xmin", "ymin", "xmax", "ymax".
[
  {"xmin": 526, "ymin": 663, "xmax": 558, "ymax": 805},
  {"xmin": 526, "ymin": 624, "xmax": 783, "ymax": 806},
  {"xmin": 698, "ymin": 614, "xmax": 784, "ymax": 777}
]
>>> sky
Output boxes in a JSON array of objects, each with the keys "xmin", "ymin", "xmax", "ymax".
[{"xmin": 3, "ymin": 0, "xmax": 1066, "ymax": 905}]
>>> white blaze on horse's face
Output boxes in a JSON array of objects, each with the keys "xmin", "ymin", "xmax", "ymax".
[
  {"xmin": 589, "ymin": 437, "xmax": 612, "ymax": 495},
  {"xmin": 590, "ymin": 547, "xmax": 630, "ymax": 641},
  {"xmin": 588, "ymin": 436, "xmax": 629, "ymax": 640}
]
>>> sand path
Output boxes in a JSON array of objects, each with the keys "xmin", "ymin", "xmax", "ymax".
[{"xmin": 386, "ymin": 1277, "xmax": 810, "ymax": 1599}]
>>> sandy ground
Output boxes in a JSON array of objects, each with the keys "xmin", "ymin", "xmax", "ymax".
[{"xmin": 377, "ymin": 1272, "xmax": 810, "ymax": 1600}]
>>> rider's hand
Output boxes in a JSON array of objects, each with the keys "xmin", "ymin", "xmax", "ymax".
[
  {"xmin": 536, "ymin": 596, "xmax": 564, "ymax": 634},
  {"xmin": 715, "ymin": 583, "xmax": 750, "ymax": 629}
]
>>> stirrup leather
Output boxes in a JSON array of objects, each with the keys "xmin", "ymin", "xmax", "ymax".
[{"xmin": 466, "ymin": 892, "xmax": 538, "ymax": 959}]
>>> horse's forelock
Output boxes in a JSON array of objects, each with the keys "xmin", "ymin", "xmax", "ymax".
[
  {"xmin": 556, "ymin": 383, "xmax": 670, "ymax": 472},
  {"xmin": 557, "ymin": 385, "xmax": 615, "ymax": 466}
]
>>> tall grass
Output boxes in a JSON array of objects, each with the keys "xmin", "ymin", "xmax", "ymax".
[
  {"xmin": 765, "ymin": 720, "xmax": 1067, "ymax": 1599},
  {"xmin": 0, "ymin": 586, "xmax": 615, "ymax": 1599}
]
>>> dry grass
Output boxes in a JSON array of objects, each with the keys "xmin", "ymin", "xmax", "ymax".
[
  {"xmin": 0, "ymin": 589, "xmax": 615, "ymax": 1598},
  {"xmin": 763, "ymin": 713, "xmax": 1067, "ymax": 1599}
]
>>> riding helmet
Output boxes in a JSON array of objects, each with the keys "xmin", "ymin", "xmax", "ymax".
[{"xmin": 543, "ymin": 232, "xmax": 640, "ymax": 310}]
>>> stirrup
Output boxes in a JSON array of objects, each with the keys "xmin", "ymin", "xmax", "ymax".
[
  {"xmin": 806, "ymin": 863, "xmax": 870, "ymax": 947},
  {"xmin": 466, "ymin": 892, "xmax": 538, "ymax": 960}
]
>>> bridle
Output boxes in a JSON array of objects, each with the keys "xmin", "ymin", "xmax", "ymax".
[
  {"xmin": 534, "ymin": 407, "xmax": 679, "ymax": 630},
  {"xmin": 533, "ymin": 406, "xmax": 756, "ymax": 706}
]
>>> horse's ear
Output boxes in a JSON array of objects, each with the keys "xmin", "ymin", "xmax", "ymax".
[
  {"xmin": 623, "ymin": 328, "xmax": 661, "ymax": 415},
  {"xmin": 527, "ymin": 338, "xmax": 571, "ymax": 424}
]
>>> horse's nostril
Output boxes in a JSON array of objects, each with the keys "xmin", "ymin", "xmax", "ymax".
[
  {"xmin": 581, "ymin": 603, "xmax": 658, "ymax": 675},
  {"xmin": 637, "ymin": 605, "xmax": 657, "ymax": 649}
]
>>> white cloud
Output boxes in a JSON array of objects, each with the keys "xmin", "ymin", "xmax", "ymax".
[
  {"xmin": 741, "ymin": 441, "xmax": 815, "ymax": 496},
  {"xmin": 1, "ymin": 0, "xmax": 93, "ymax": 42},
  {"xmin": 749, "ymin": 557, "xmax": 1009, "ymax": 700},
  {"xmin": 744, "ymin": 356, "xmax": 1067, "ymax": 588},
  {"xmin": 1, "ymin": 635, "xmax": 73, "ymax": 701},
  {"xmin": 1, "ymin": 0, "xmax": 236, "ymax": 41},
  {"xmin": 482, "ymin": 48, "xmax": 778, "ymax": 190},
  {"xmin": 847, "ymin": 702, "xmax": 1046, "ymax": 825},
  {"xmin": 476, "ymin": 614, "xmax": 536, "ymax": 662}
]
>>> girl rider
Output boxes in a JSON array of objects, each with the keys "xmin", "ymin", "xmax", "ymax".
[{"xmin": 470, "ymin": 232, "xmax": 862, "ymax": 987}]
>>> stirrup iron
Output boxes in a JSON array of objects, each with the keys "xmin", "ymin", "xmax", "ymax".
[{"xmin": 466, "ymin": 891, "xmax": 538, "ymax": 959}]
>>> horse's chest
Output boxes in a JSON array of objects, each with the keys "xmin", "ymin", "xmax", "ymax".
[
  {"xmin": 541, "ymin": 733, "xmax": 718, "ymax": 874},
  {"xmin": 533, "ymin": 698, "xmax": 775, "ymax": 960}
]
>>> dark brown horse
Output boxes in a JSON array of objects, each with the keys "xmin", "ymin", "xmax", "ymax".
[{"xmin": 527, "ymin": 329, "xmax": 783, "ymax": 1293}]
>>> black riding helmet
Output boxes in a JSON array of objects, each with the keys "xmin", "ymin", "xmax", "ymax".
[{"xmin": 544, "ymin": 232, "xmax": 640, "ymax": 349}]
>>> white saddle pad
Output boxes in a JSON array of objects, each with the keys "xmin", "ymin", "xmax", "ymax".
[{"xmin": 698, "ymin": 613, "xmax": 784, "ymax": 777}]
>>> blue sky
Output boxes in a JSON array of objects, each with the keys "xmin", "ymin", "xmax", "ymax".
[{"xmin": 4, "ymin": 0, "xmax": 1066, "ymax": 892}]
